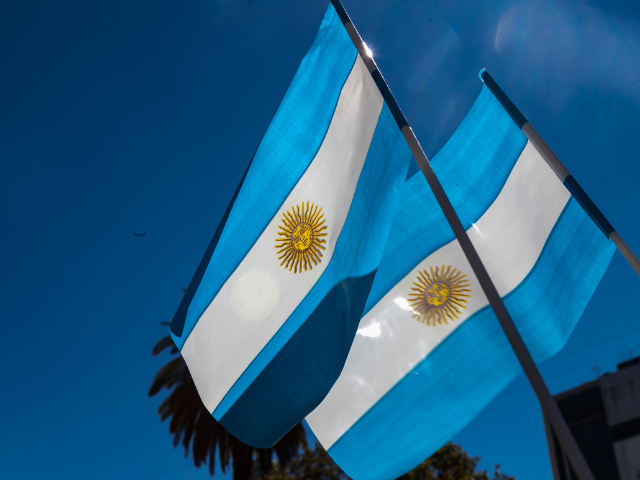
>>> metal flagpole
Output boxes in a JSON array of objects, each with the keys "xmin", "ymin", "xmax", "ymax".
[
  {"xmin": 479, "ymin": 69, "xmax": 640, "ymax": 279},
  {"xmin": 328, "ymin": 1, "xmax": 597, "ymax": 480}
]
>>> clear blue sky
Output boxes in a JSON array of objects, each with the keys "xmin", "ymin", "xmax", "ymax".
[{"xmin": 2, "ymin": 0, "xmax": 639, "ymax": 479}]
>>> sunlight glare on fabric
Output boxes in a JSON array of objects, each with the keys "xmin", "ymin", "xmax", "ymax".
[
  {"xmin": 230, "ymin": 271, "xmax": 279, "ymax": 321},
  {"xmin": 357, "ymin": 322, "xmax": 382, "ymax": 338},
  {"xmin": 394, "ymin": 296, "xmax": 414, "ymax": 312},
  {"xmin": 471, "ymin": 222, "xmax": 484, "ymax": 239}
]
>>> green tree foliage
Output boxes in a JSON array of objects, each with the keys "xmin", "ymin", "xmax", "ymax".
[
  {"xmin": 397, "ymin": 443, "xmax": 515, "ymax": 480},
  {"xmin": 264, "ymin": 442, "xmax": 348, "ymax": 480},
  {"xmin": 148, "ymin": 324, "xmax": 307, "ymax": 480},
  {"xmin": 150, "ymin": 325, "xmax": 514, "ymax": 480},
  {"xmin": 265, "ymin": 441, "xmax": 514, "ymax": 480}
]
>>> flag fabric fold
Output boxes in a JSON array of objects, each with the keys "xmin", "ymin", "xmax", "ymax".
[
  {"xmin": 306, "ymin": 85, "xmax": 616, "ymax": 479},
  {"xmin": 170, "ymin": 4, "xmax": 410, "ymax": 448}
]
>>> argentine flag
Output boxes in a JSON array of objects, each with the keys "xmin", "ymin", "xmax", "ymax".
[
  {"xmin": 306, "ymin": 85, "xmax": 616, "ymax": 479},
  {"xmin": 169, "ymin": 4, "xmax": 410, "ymax": 448}
]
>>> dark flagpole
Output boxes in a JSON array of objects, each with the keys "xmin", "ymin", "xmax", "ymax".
[
  {"xmin": 479, "ymin": 68, "xmax": 640, "ymax": 279},
  {"xmin": 328, "ymin": 1, "xmax": 596, "ymax": 479}
]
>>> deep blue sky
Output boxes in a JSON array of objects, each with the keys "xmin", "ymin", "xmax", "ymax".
[{"xmin": 2, "ymin": 1, "xmax": 639, "ymax": 479}]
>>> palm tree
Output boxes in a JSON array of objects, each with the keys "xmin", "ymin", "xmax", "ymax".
[{"xmin": 149, "ymin": 323, "xmax": 307, "ymax": 480}]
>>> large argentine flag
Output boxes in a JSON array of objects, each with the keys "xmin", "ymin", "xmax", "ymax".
[
  {"xmin": 169, "ymin": 4, "xmax": 410, "ymax": 448},
  {"xmin": 306, "ymin": 85, "xmax": 616, "ymax": 479}
]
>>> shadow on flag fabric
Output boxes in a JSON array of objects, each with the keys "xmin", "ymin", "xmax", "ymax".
[
  {"xmin": 169, "ymin": 4, "xmax": 410, "ymax": 448},
  {"xmin": 306, "ymin": 85, "xmax": 616, "ymax": 479}
]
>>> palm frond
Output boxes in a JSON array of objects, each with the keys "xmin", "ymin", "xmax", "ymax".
[{"xmin": 149, "ymin": 326, "xmax": 307, "ymax": 480}]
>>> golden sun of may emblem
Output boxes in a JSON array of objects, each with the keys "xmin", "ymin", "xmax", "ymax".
[
  {"xmin": 275, "ymin": 202, "xmax": 327, "ymax": 274},
  {"xmin": 408, "ymin": 265, "xmax": 472, "ymax": 326}
]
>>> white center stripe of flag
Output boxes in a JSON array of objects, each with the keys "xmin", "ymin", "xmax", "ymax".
[
  {"xmin": 307, "ymin": 141, "xmax": 571, "ymax": 448},
  {"xmin": 182, "ymin": 56, "xmax": 383, "ymax": 413}
]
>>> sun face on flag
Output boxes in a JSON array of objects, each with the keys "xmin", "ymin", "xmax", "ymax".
[
  {"xmin": 275, "ymin": 202, "xmax": 327, "ymax": 274},
  {"xmin": 408, "ymin": 266, "xmax": 471, "ymax": 326}
]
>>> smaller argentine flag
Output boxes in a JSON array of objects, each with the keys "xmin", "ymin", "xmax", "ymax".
[
  {"xmin": 169, "ymin": 4, "xmax": 410, "ymax": 448},
  {"xmin": 306, "ymin": 83, "xmax": 616, "ymax": 479}
]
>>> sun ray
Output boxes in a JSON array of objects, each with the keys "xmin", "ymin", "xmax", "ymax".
[{"xmin": 407, "ymin": 265, "xmax": 472, "ymax": 327}]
